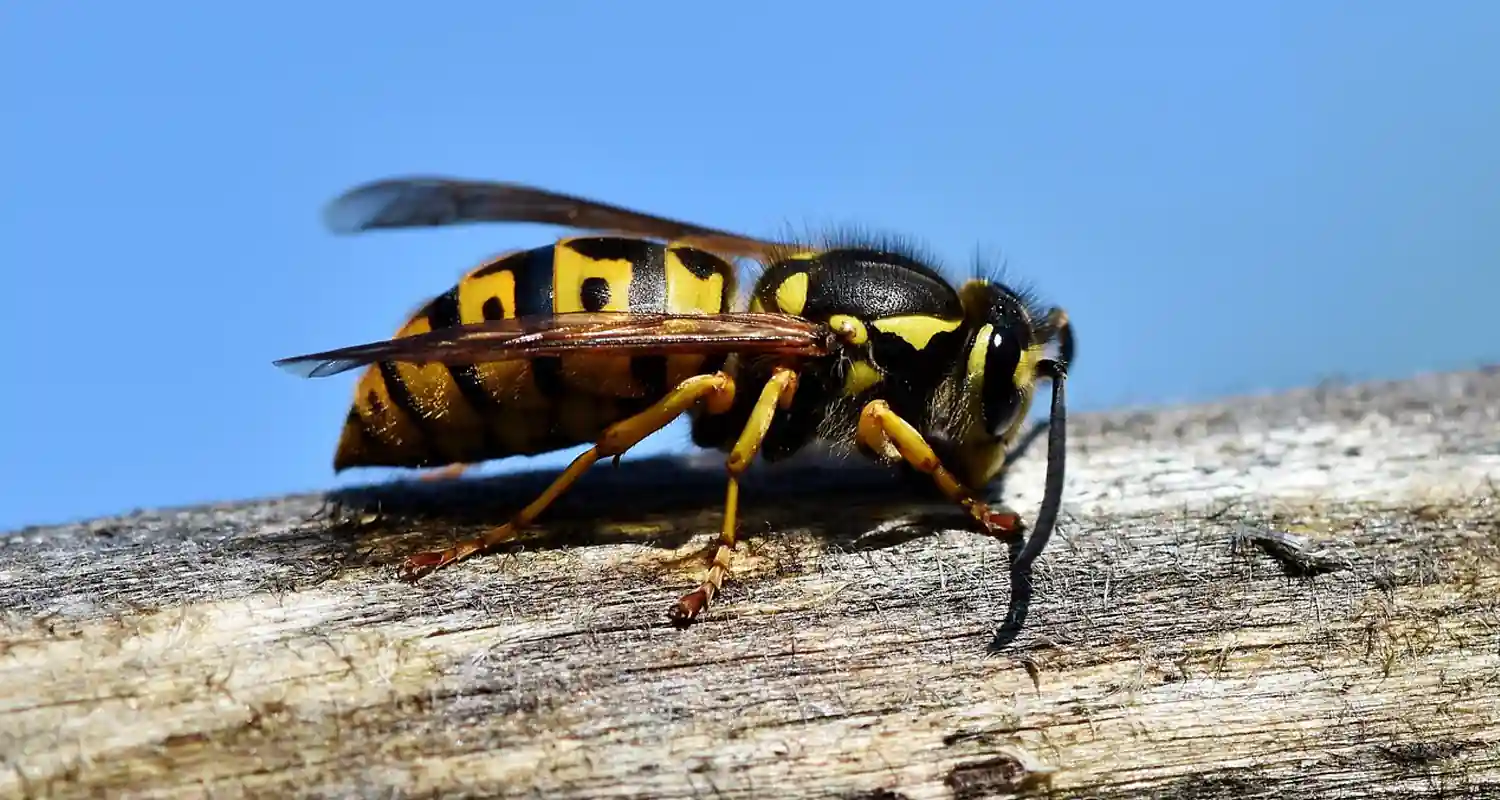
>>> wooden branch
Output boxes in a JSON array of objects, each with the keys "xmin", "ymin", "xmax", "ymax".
[{"xmin": 5, "ymin": 368, "xmax": 1500, "ymax": 799}]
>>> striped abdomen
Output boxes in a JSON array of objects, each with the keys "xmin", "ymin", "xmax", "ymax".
[{"xmin": 334, "ymin": 237, "xmax": 738, "ymax": 471}]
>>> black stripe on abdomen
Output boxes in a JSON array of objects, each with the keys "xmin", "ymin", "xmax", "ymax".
[
  {"xmin": 423, "ymin": 287, "xmax": 508, "ymax": 456},
  {"xmin": 509, "ymin": 246, "xmax": 567, "ymax": 398}
]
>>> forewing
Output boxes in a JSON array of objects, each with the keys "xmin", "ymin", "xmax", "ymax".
[
  {"xmin": 274, "ymin": 312, "xmax": 832, "ymax": 379},
  {"xmin": 324, "ymin": 177, "xmax": 791, "ymax": 260}
]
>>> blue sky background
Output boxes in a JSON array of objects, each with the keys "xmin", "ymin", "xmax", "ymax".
[{"xmin": 3, "ymin": 2, "xmax": 1497, "ymax": 531}]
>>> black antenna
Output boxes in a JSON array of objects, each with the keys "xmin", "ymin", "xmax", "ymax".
[{"xmin": 989, "ymin": 358, "xmax": 1066, "ymax": 651}]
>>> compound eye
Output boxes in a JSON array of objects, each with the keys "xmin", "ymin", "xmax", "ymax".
[{"xmin": 981, "ymin": 328, "xmax": 1024, "ymax": 436}]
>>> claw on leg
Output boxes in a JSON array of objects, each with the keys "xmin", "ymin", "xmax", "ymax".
[{"xmin": 669, "ymin": 527, "xmax": 737, "ymax": 625}]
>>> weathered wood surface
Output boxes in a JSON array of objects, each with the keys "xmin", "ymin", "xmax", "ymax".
[{"xmin": 4, "ymin": 368, "xmax": 1500, "ymax": 799}]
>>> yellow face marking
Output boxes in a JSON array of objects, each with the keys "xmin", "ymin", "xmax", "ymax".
[
  {"xmin": 1013, "ymin": 343, "xmax": 1043, "ymax": 395},
  {"xmin": 773, "ymin": 271, "xmax": 809, "ymax": 316},
  {"xmin": 842, "ymin": 359, "xmax": 883, "ymax": 396},
  {"xmin": 827, "ymin": 314, "xmax": 869, "ymax": 346},
  {"xmin": 665, "ymin": 248, "xmax": 727, "ymax": 313},
  {"xmin": 964, "ymin": 323, "xmax": 992, "ymax": 415},
  {"xmin": 554, "ymin": 238, "xmax": 633, "ymax": 313},
  {"xmin": 871, "ymin": 315, "xmax": 963, "ymax": 350}
]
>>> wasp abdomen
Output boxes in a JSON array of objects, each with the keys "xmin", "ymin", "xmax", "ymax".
[{"xmin": 334, "ymin": 238, "xmax": 738, "ymax": 471}]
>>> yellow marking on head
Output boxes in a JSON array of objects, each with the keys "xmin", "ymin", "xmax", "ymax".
[
  {"xmin": 1014, "ymin": 343, "xmax": 1043, "ymax": 393},
  {"xmin": 828, "ymin": 314, "xmax": 868, "ymax": 346},
  {"xmin": 554, "ymin": 238, "xmax": 634, "ymax": 313},
  {"xmin": 964, "ymin": 323, "xmax": 992, "ymax": 411},
  {"xmin": 871, "ymin": 315, "xmax": 963, "ymax": 350},
  {"xmin": 748, "ymin": 295, "xmax": 765, "ymax": 312},
  {"xmin": 774, "ymin": 271, "xmax": 809, "ymax": 316},
  {"xmin": 457, "ymin": 268, "xmax": 518, "ymax": 323},
  {"xmin": 665, "ymin": 248, "xmax": 727, "ymax": 314},
  {"xmin": 842, "ymin": 359, "xmax": 884, "ymax": 396}
]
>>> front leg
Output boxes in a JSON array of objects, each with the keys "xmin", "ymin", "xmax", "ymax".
[{"xmin": 856, "ymin": 400, "xmax": 1025, "ymax": 538}]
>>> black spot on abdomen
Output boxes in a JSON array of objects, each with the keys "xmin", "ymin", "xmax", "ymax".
[{"xmin": 581, "ymin": 277, "xmax": 611, "ymax": 312}]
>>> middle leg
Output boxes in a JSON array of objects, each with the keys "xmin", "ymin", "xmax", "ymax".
[{"xmin": 668, "ymin": 365, "xmax": 800, "ymax": 625}]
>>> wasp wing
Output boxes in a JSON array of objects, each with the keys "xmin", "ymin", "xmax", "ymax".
[
  {"xmin": 324, "ymin": 177, "xmax": 791, "ymax": 261},
  {"xmin": 274, "ymin": 312, "xmax": 832, "ymax": 379}
]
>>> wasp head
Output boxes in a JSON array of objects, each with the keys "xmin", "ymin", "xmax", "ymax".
[{"xmin": 942, "ymin": 278, "xmax": 1050, "ymax": 490}]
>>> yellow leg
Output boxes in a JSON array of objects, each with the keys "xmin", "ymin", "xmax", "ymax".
[
  {"xmin": 400, "ymin": 371, "xmax": 738, "ymax": 580},
  {"xmin": 857, "ymin": 399, "xmax": 1025, "ymax": 536},
  {"xmin": 669, "ymin": 366, "xmax": 799, "ymax": 624}
]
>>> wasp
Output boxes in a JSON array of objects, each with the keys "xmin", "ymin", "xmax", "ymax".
[{"xmin": 275, "ymin": 177, "xmax": 1073, "ymax": 625}]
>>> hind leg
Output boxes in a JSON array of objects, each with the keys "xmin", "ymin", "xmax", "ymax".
[{"xmin": 400, "ymin": 371, "xmax": 738, "ymax": 579}]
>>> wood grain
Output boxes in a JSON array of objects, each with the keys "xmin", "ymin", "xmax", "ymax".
[{"xmin": 4, "ymin": 368, "xmax": 1500, "ymax": 799}]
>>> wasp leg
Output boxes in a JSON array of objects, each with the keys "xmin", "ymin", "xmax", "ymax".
[
  {"xmin": 418, "ymin": 463, "xmax": 471, "ymax": 482},
  {"xmin": 669, "ymin": 365, "xmax": 799, "ymax": 625},
  {"xmin": 399, "ymin": 371, "xmax": 738, "ymax": 580},
  {"xmin": 857, "ymin": 399, "xmax": 1024, "ymax": 537}
]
